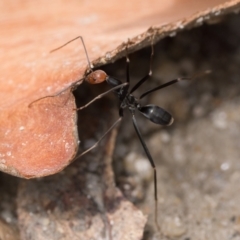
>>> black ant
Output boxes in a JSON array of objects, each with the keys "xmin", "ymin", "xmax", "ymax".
[{"xmin": 29, "ymin": 36, "xmax": 208, "ymax": 232}]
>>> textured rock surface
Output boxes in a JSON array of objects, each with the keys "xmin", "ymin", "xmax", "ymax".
[{"xmin": 1, "ymin": 2, "xmax": 240, "ymax": 240}]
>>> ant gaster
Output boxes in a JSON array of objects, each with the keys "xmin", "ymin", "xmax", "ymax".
[{"xmin": 29, "ymin": 36, "xmax": 196, "ymax": 231}]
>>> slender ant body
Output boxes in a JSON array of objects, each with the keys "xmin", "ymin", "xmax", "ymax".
[{"xmin": 29, "ymin": 36, "xmax": 206, "ymax": 231}]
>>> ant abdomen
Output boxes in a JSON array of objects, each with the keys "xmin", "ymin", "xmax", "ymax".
[{"xmin": 138, "ymin": 105, "xmax": 174, "ymax": 126}]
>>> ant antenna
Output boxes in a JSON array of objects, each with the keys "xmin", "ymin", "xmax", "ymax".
[
  {"xmin": 50, "ymin": 36, "xmax": 94, "ymax": 71},
  {"xmin": 28, "ymin": 36, "xmax": 106, "ymax": 107}
]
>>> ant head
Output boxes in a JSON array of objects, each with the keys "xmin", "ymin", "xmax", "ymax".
[{"xmin": 85, "ymin": 70, "xmax": 108, "ymax": 84}]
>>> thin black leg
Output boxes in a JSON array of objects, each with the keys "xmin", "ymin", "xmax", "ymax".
[
  {"xmin": 140, "ymin": 77, "xmax": 191, "ymax": 99},
  {"xmin": 130, "ymin": 41, "xmax": 154, "ymax": 94},
  {"xmin": 75, "ymin": 117, "xmax": 122, "ymax": 159},
  {"xmin": 125, "ymin": 46, "xmax": 130, "ymax": 85},
  {"xmin": 75, "ymin": 82, "xmax": 128, "ymax": 111},
  {"xmin": 130, "ymin": 74, "xmax": 151, "ymax": 95},
  {"xmin": 131, "ymin": 114, "xmax": 160, "ymax": 230},
  {"xmin": 140, "ymin": 70, "xmax": 211, "ymax": 99}
]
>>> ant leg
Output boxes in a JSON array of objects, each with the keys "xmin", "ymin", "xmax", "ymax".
[
  {"xmin": 131, "ymin": 114, "xmax": 160, "ymax": 231},
  {"xmin": 125, "ymin": 41, "xmax": 130, "ymax": 85},
  {"xmin": 140, "ymin": 77, "xmax": 191, "ymax": 99},
  {"xmin": 129, "ymin": 72, "xmax": 151, "ymax": 94},
  {"xmin": 140, "ymin": 70, "xmax": 211, "ymax": 99},
  {"xmin": 130, "ymin": 41, "xmax": 154, "ymax": 94},
  {"xmin": 75, "ymin": 117, "xmax": 122, "ymax": 159},
  {"xmin": 74, "ymin": 82, "xmax": 128, "ymax": 111}
]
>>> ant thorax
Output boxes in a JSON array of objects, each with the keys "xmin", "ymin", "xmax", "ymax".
[{"xmin": 120, "ymin": 94, "xmax": 139, "ymax": 110}]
